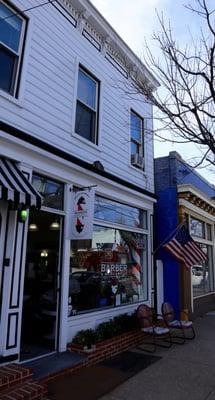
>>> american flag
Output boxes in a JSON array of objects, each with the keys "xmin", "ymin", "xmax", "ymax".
[{"xmin": 163, "ymin": 224, "xmax": 207, "ymax": 268}]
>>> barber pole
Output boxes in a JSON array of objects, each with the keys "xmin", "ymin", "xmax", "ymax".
[{"xmin": 131, "ymin": 245, "xmax": 143, "ymax": 297}]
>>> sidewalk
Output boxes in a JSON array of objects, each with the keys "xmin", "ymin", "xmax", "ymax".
[{"xmin": 100, "ymin": 312, "xmax": 215, "ymax": 400}]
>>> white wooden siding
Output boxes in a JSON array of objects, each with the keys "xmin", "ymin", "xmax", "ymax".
[{"xmin": 0, "ymin": 0, "xmax": 155, "ymax": 192}]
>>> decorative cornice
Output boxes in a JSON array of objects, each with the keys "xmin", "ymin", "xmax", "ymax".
[
  {"xmin": 178, "ymin": 191, "xmax": 215, "ymax": 216},
  {"xmin": 59, "ymin": 0, "xmax": 159, "ymax": 90}
]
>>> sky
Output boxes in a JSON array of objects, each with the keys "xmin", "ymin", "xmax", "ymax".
[{"xmin": 90, "ymin": 0, "xmax": 214, "ymax": 185}]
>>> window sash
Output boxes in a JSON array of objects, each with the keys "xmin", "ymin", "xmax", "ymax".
[
  {"xmin": 77, "ymin": 68, "xmax": 98, "ymax": 111},
  {"xmin": 0, "ymin": 1, "xmax": 26, "ymax": 96},
  {"xmin": 130, "ymin": 110, "xmax": 144, "ymax": 158},
  {"xmin": 0, "ymin": 45, "xmax": 18, "ymax": 94},
  {"xmin": 75, "ymin": 66, "xmax": 99, "ymax": 143},
  {"xmin": 0, "ymin": 2, "xmax": 23, "ymax": 53},
  {"xmin": 130, "ymin": 111, "xmax": 143, "ymax": 142},
  {"xmin": 75, "ymin": 100, "xmax": 97, "ymax": 143}
]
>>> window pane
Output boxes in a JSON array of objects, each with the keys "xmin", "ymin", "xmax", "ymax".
[
  {"xmin": 190, "ymin": 218, "xmax": 205, "ymax": 238},
  {"xmin": 131, "ymin": 111, "xmax": 142, "ymax": 142},
  {"xmin": 77, "ymin": 69, "xmax": 97, "ymax": 109},
  {"xmin": 0, "ymin": 47, "xmax": 16, "ymax": 93},
  {"xmin": 69, "ymin": 227, "xmax": 148, "ymax": 313},
  {"xmin": 0, "ymin": 3, "xmax": 22, "ymax": 52},
  {"xmin": 94, "ymin": 196, "xmax": 147, "ymax": 229},
  {"xmin": 75, "ymin": 101, "xmax": 95, "ymax": 142},
  {"xmin": 192, "ymin": 244, "xmax": 214, "ymax": 297},
  {"xmin": 131, "ymin": 141, "xmax": 139, "ymax": 155},
  {"xmin": 32, "ymin": 174, "xmax": 64, "ymax": 210}
]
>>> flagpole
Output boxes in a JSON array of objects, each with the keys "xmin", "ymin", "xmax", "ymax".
[{"xmin": 152, "ymin": 221, "xmax": 185, "ymax": 255}]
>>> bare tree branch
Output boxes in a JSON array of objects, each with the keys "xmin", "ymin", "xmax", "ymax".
[{"xmin": 124, "ymin": 0, "xmax": 215, "ymax": 169}]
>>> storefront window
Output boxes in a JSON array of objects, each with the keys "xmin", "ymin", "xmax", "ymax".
[
  {"xmin": 190, "ymin": 218, "xmax": 205, "ymax": 238},
  {"xmin": 69, "ymin": 225, "xmax": 148, "ymax": 313},
  {"xmin": 94, "ymin": 196, "xmax": 147, "ymax": 229},
  {"xmin": 32, "ymin": 174, "xmax": 64, "ymax": 210},
  {"xmin": 192, "ymin": 244, "xmax": 214, "ymax": 297}
]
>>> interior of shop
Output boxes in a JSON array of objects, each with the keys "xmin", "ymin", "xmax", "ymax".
[
  {"xmin": 20, "ymin": 211, "xmax": 62, "ymax": 361},
  {"xmin": 69, "ymin": 226, "xmax": 147, "ymax": 314}
]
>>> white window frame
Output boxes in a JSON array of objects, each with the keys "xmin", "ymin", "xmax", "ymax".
[
  {"xmin": 0, "ymin": 0, "xmax": 26, "ymax": 97},
  {"xmin": 75, "ymin": 65, "xmax": 99, "ymax": 144}
]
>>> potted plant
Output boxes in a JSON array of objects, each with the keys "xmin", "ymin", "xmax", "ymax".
[{"xmin": 72, "ymin": 329, "xmax": 96, "ymax": 351}]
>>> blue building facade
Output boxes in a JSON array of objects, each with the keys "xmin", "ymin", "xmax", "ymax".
[{"xmin": 154, "ymin": 152, "xmax": 215, "ymax": 316}]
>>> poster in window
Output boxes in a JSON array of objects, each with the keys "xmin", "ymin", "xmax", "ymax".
[{"xmin": 70, "ymin": 189, "xmax": 95, "ymax": 240}]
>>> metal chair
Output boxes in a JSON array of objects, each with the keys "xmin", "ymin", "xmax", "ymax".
[
  {"xmin": 136, "ymin": 304, "xmax": 172, "ymax": 353},
  {"xmin": 161, "ymin": 302, "xmax": 195, "ymax": 344}
]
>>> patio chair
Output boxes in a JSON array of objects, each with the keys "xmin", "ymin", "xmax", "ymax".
[
  {"xmin": 136, "ymin": 304, "xmax": 172, "ymax": 353},
  {"xmin": 161, "ymin": 302, "xmax": 195, "ymax": 344}
]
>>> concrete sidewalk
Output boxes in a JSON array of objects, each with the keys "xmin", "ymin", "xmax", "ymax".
[{"xmin": 100, "ymin": 312, "xmax": 215, "ymax": 400}]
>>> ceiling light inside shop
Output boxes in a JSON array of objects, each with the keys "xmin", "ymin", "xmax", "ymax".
[
  {"xmin": 40, "ymin": 250, "xmax": 48, "ymax": 257},
  {"xmin": 29, "ymin": 223, "xmax": 38, "ymax": 231},
  {"xmin": 50, "ymin": 221, "xmax": 60, "ymax": 230}
]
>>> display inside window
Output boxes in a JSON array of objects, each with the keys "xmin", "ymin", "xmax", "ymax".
[
  {"xmin": 94, "ymin": 196, "xmax": 147, "ymax": 229},
  {"xmin": 0, "ymin": 2, "xmax": 25, "ymax": 95},
  {"xmin": 190, "ymin": 218, "xmax": 205, "ymax": 238},
  {"xmin": 69, "ymin": 226, "xmax": 148, "ymax": 314},
  {"xmin": 32, "ymin": 174, "xmax": 64, "ymax": 210}
]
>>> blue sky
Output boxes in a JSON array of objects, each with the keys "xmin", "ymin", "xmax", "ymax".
[{"xmin": 90, "ymin": 0, "xmax": 214, "ymax": 184}]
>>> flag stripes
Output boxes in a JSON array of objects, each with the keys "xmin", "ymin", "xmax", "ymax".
[{"xmin": 163, "ymin": 225, "xmax": 207, "ymax": 268}]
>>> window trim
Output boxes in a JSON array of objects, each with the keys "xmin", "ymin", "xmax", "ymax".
[
  {"xmin": 130, "ymin": 109, "xmax": 144, "ymax": 170},
  {"xmin": 0, "ymin": 0, "xmax": 27, "ymax": 98},
  {"xmin": 75, "ymin": 65, "xmax": 100, "ymax": 145}
]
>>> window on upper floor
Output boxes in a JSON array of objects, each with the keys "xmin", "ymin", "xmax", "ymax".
[
  {"xmin": 75, "ymin": 66, "xmax": 99, "ymax": 144},
  {"xmin": 130, "ymin": 110, "xmax": 144, "ymax": 170},
  {"xmin": 0, "ymin": 1, "xmax": 26, "ymax": 97}
]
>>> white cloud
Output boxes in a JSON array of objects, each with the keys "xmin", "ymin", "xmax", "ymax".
[{"xmin": 91, "ymin": 0, "xmax": 169, "ymax": 56}]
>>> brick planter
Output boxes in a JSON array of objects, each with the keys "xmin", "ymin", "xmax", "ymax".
[{"xmin": 68, "ymin": 329, "xmax": 144, "ymax": 367}]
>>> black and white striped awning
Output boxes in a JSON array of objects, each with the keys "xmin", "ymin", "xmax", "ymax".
[{"xmin": 0, "ymin": 157, "xmax": 41, "ymax": 209}]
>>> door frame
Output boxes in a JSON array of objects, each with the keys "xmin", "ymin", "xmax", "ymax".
[
  {"xmin": 0, "ymin": 202, "xmax": 28, "ymax": 361},
  {"xmin": 21, "ymin": 209, "xmax": 65, "ymax": 356}
]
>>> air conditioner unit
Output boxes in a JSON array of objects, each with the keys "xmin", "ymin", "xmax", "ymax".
[{"xmin": 131, "ymin": 154, "xmax": 144, "ymax": 169}]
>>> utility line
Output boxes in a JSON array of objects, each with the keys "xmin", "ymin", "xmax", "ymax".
[{"xmin": 0, "ymin": 0, "xmax": 58, "ymax": 22}]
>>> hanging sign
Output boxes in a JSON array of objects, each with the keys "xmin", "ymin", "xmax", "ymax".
[{"xmin": 70, "ymin": 188, "xmax": 95, "ymax": 240}]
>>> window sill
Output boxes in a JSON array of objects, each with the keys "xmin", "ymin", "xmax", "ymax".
[
  {"xmin": 72, "ymin": 131, "xmax": 102, "ymax": 151},
  {"xmin": 129, "ymin": 163, "xmax": 147, "ymax": 177},
  {"xmin": 0, "ymin": 90, "xmax": 24, "ymax": 108}
]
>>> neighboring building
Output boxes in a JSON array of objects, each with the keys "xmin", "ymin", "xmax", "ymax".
[
  {"xmin": 0, "ymin": 0, "xmax": 158, "ymax": 363},
  {"xmin": 154, "ymin": 152, "xmax": 215, "ymax": 317}
]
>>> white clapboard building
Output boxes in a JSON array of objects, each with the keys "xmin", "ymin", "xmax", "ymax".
[{"xmin": 0, "ymin": 0, "xmax": 158, "ymax": 363}]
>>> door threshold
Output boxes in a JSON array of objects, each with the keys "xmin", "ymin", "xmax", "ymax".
[{"xmin": 20, "ymin": 350, "xmax": 57, "ymax": 364}]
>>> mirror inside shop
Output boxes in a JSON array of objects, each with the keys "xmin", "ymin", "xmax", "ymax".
[{"xmin": 69, "ymin": 225, "xmax": 147, "ymax": 314}]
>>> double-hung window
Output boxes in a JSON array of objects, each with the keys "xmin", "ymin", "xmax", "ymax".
[
  {"xmin": 75, "ymin": 66, "xmax": 99, "ymax": 144},
  {"xmin": 0, "ymin": 1, "xmax": 26, "ymax": 97},
  {"xmin": 130, "ymin": 110, "xmax": 144, "ymax": 169}
]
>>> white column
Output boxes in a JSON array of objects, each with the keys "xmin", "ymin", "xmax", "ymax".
[{"xmin": 58, "ymin": 183, "xmax": 73, "ymax": 351}]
